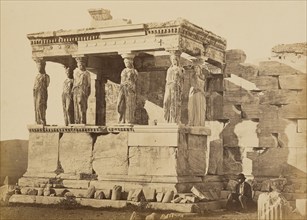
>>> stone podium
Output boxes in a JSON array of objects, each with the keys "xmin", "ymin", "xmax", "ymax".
[{"xmin": 20, "ymin": 124, "xmax": 211, "ymax": 192}]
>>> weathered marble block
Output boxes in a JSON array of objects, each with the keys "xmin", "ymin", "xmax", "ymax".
[
  {"xmin": 128, "ymin": 146, "xmax": 178, "ymax": 176},
  {"xmin": 25, "ymin": 132, "xmax": 59, "ymax": 176},
  {"xmin": 93, "ymin": 132, "xmax": 128, "ymax": 178},
  {"xmin": 178, "ymin": 133, "xmax": 207, "ymax": 176},
  {"xmin": 59, "ymin": 133, "xmax": 93, "ymax": 175},
  {"xmin": 128, "ymin": 125, "xmax": 209, "ymax": 177}
]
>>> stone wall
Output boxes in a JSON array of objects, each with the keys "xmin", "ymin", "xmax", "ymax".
[{"xmin": 206, "ymin": 45, "xmax": 306, "ymax": 190}]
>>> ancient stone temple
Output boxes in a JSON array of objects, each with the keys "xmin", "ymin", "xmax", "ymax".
[
  {"xmin": 20, "ymin": 8, "xmax": 227, "ymax": 194},
  {"xmin": 15, "ymin": 8, "xmax": 306, "ymax": 212}
]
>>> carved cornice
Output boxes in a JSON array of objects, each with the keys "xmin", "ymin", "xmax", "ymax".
[
  {"xmin": 145, "ymin": 18, "xmax": 227, "ymax": 52},
  {"xmin": 28, "ymin": 125, "xmax": 108, "ymax": 133},
  {"xmin": 27, "ymin": 19, "xmax": 226, "ymax": 50},
  {"xmin": 27, "ymin": 18, "xmax": 226, "ymax": 65},
  {"xmin": 27, "ymin": 125, "xmax": 135, "ymax": 133}
]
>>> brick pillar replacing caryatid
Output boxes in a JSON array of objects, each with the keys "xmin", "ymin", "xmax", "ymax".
[{"xmin": 86, "ymin": 67, "xmax": 105, "ymax": 126}]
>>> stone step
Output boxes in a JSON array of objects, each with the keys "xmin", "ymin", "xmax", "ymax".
[{"xmin": 8, "ymin": 194, "xmax": 227, "ymax": 213}]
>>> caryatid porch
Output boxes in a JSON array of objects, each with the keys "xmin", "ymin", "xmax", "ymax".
[{"xmin": 21, "ymin": 9, "xmax": 227, "ymax": 193}]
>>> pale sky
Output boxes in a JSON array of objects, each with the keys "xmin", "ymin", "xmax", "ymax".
[{"xmin": 1, "ymin": 1, "xmax": 306, "ymax": 140}]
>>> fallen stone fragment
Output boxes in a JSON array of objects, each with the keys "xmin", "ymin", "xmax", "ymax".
[
  {"xmin": 27, "ymin": 189, "xmax": 38, "ymax": 195},
  {"xmin": 86, "ymin": 186, "xmax": 96, "ymax": 198},
  {"xmin": 160, "ymin": 213, "xmax": 184, "ymax": 219},
  {"xmin": 43, "ymin": 188, "xmax": 51, "ymax": 196},
  {"xmin": 145, "ymin": 212, "xmax": 159, "ymax": 220},
  {"xmin": 185, "ymin": 195, "xmax": 197, "ymax": 203},
  {"xmin": 94, "ymin": 190, "xmax": 105, "ymax": 199},
  {"xmin": 20, "ymin": 188, "xmax": 30, "ymax": 195},
  {"xmin": 171, "ymin": 196, "xmax": 182, "ymax": 203},
  {"xmin": 143, "ymin": 187, "xmax": 156, "ymax": 202},
  {"xmin": 162, "ymin": 191, "xmax": 174, "ymax": 203},
  {"xmin": 111, "ymin": 185, "xmax": 122, "ymax": 200},
  {"xmin": 127, "ymin": 190, "xmax": 134, "ymax": 201},
  {"xmin": 156, "ymin": 192, "xmax": 164, "ymax": 202},
  {"xmin": 131, "ymin": 189, "xmax": 144, "ymax": 202},
  {"xmin": 179, "ymin": 198, "xmax": 188, "ymax": 203},
  {"xmin": 104, "ymin": 189, "xmax": 112, "ymax": 199},
  {"xmin": 191, "ymin": 186, "xmax": 210, "ymax": 201},
  {"xmin": 64, "ymin": 192, "xmax": 75, "ymax": 198},
  {"xmin": 129, "ymin": 211, "xmax": 143, "ymax": 220},
  {"xmin": 37, "ymin": 188, "xmax": 43, "ymax": 196}
]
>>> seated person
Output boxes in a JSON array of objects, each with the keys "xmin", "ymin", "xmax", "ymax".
[{"xmin": 226, "ymin": 173, "xmax": 253, "ymax": 211}]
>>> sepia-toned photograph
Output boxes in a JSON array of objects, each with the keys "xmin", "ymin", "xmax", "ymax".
[{"xmin": 0, "ymin": 1, "xmax": 306, "ymax": 219}]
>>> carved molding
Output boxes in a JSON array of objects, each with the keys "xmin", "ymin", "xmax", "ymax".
[{"xmin": 28, "ymin": 126, "xmax": 108, "ymax": 133}]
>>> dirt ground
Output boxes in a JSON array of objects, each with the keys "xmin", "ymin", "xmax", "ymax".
[{"xmin": 0, "ymin": 204, "xmax": 259, "ymax": 220}]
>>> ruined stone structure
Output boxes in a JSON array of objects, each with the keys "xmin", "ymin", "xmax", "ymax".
[
  {"xmin": 19, "ymin": 9, "xmax": 227, "ymax": 194},
  {"xmin": 16, "ymin": 9, "xmax": 306, "ymax": 211}
]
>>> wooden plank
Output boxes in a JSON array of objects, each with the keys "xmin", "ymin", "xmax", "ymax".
[{"xmin": 279, "ymin": 74, "xmax": 307, "ymax": 90}]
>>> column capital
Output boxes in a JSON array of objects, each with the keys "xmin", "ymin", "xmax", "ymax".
[
  {"xmin": 119, "ymin": 52, "xmax": 137, "ymax": 60},
  {"xmin": 73, "ymin": 55, "xmax": 87, "ymax": 64},
  {"xmin": 32, "ymin": 57, "xmax": 46, "ymax": 65},
  {"xmin": 166, "ymin": 50, "xmax": 182, "ymax": 57}
]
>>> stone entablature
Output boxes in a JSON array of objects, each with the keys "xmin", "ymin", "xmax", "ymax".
[{"xmin": 27, "ymin": 17, "xmax": 226, "ymax": 66}]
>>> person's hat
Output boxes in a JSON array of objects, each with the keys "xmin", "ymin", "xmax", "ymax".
[{"xmin": 237, "ymin": 173, "xmax": 246, "ymax": 180}]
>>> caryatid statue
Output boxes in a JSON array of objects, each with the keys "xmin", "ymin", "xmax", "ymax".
[
  {"xmin": 188, "ymin": 59, "xmax": 207, "ymax": 126},
  {"xmin": 62, "ymin": 66, "xmax": 74, "ymax": 125},
  {"xmin": 163, "ymin": 51, "xmax": 185, "ymax": 123},
  {"xmin": 72, "ymin": 57, "xmax": 91, "ymax": 124},
  {"xmin": 117, "ymin": 55, "xmax": 138, "ymax": 124},
  {"xmin": 33, "ymin": 58, "xmax": 50, "ymax": 125}
]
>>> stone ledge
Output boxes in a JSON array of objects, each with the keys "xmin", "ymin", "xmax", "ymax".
[
  {"xmin": 9, "ymin": 195, "xmax": 226, "ymax": 213},
  {"xmin": 27, "ymin": 125, "xmax": 108, "ymax": 133}
]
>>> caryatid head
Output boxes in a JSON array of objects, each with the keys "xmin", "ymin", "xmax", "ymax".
[
  {"xmin": 124, "ymin": 58, "xmax": 134, "ymax": 69},
  {"xmin": 34, "ymin": 58, "xmax": 46, "ymax": 74},
  {"xmin": 75, "ymin": 57, "xmax": 87, "ymax": 71},
  {"xmin": 170, "ymin": 54, "xmax": 180, "ymax": 67},
  {"xmin": 65, "ymin": 66, "xmax": 73, "ymax": 79}
]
